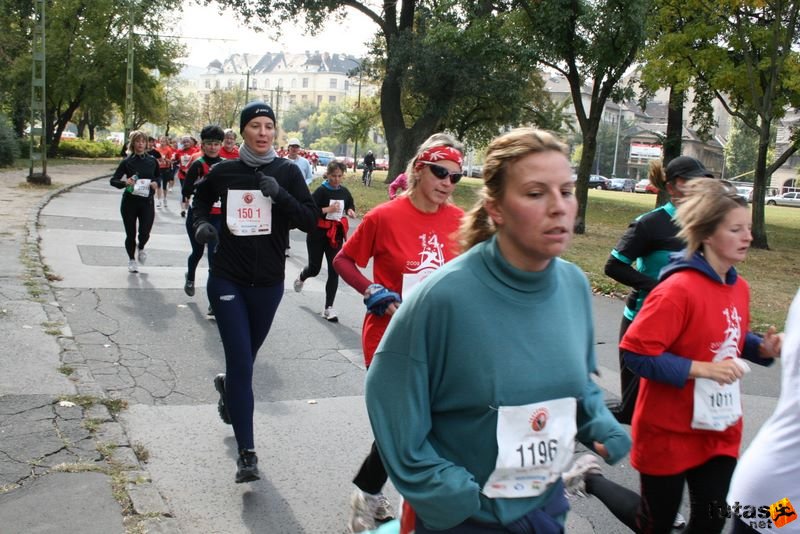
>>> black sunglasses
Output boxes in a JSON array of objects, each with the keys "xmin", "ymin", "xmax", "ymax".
[{"xmin": 422, "ymin": 162, "xmax": 462, "ymax": 184}]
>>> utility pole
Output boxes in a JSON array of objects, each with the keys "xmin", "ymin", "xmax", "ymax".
[
  {"xmin": 28, "ymin": 0, "xmax": 50, "ymax": 185},
  {"xmin": 347, "ymin": 58, "xmax": 363, "ymax": 172},
  {"xmin": 124, "ymin": 1, "xmax": 134, "ymax": 147},
  {"xmin": 612, "ymin": 105, "xmax": 623, "ymax": 178}
]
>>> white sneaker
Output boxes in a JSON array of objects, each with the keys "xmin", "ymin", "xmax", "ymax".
[
  {"xmin": 322, "ymin": 307, "xmax": 338, "ymax": 322},
  {"xmin": 348, "ymin": 489, "xmax": 394, "ymax": 533},
  {"xmin": 163, "ymin": 198, "xmax": 168, "ymax": 207},
  {"xmin": 293, "ymin": 276, "xmax": 304, "ymax": 293},
  {"xmin": 562, "ymin": 454, "xmax": 602, "ymax": 497},
  {"xmin": 673, "ymin": 512, "xmax": 687, "ymax": 529},
  {"xmin": 137, "ymin": 249, "xmax": 147, "ymax": 264},
  {"xmin": 128, "ymin": 259, "xmax": 138, "ymax": 273},
  {"xmin": 156, "ymin": 200, "xmax": 162, "ymax": 208}
]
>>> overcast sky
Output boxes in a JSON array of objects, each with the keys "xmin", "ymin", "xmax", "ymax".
[{"xmin": 174, "ymin": 1, "xmax": 375, "ymax": 66}]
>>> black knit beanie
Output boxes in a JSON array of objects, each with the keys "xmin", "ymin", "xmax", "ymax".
[{"xmin": 239, "ymin": 101, "xmax": 276, "ymax": 133}]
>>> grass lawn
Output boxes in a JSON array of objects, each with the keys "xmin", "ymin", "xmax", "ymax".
[{"xmin": 330, "ymin": 171, "xmax": 798, "ymax": 331}]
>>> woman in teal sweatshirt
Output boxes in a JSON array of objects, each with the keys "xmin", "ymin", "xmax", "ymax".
[{"xmin": 365, "ymin": 128, "xmax": 631, "ymax": 533}]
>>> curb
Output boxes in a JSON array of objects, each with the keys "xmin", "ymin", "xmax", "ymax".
[{"xmin": 25, "ymin": 173, "xmax": 181, "ymax": 534}]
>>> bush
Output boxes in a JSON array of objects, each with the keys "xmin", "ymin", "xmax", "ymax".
[
  {"xmin": 56, "ymin": 138, "xmax": 120, "ymax": 158},
  {"xmin": 0, "ymin": 115, "xmax": 21, "ymax": 167}
]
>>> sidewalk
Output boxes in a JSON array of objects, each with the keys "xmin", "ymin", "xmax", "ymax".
[{"xmin": 0, "ymin": 162, "xmax": 172, "ymax": 533}]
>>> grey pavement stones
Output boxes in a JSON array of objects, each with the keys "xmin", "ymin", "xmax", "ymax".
[
  {"xmin": 0, "ymin": 472, "xmax": 125, "ymax": 534},
  {"xmin": 0, "ymin": 164, "xmax": 174, "ymax": 534}
]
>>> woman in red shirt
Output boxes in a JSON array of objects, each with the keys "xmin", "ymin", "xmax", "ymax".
[
  {"xmin": 333, "ymin": 133, "xmax": 466, "ymax": 533},
  {"xmin": 567, "ymin": 179, "xmax": 782, "ymax": 533}
]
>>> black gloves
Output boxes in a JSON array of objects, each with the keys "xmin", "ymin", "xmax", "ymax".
[
  {"xmin": 257, "ymin": 172, "xmax": 280, "ymax": 199},
  {"xmin": 195, "ymin": 222, "xmax": 218, "ymax": 244}
]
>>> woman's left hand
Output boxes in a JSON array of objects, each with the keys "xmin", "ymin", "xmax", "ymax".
[
  {"xmin": 346, "ymin": 209, "xmax": 356, "ymax": 218},
  {"xmin": 759, "ymin": 326, "xmax": 783, "ymax": 358},
  {"xmin": 150, "ymin": 181, "xmax": 158, "ymax": 190}
]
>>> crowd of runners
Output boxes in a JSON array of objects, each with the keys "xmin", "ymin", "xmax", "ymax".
[{"xmin": 109, "ymin": 102, "xmax": 798, "ymax": 534}]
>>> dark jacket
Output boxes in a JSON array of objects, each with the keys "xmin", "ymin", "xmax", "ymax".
[
  {"xmin": 110, "ymin": 153, "xmax": 159, "ymax": 200},
  {"xmin": 192, "ymin": 157, "xmax": 317, "ymax": 286}
]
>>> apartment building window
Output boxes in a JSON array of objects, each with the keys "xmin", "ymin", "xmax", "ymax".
[
  {"xmin": 344, "ymin": 80, "xmax": 350, "ymax": 92},
  {"xmin": 329, "ymin": 78, "xmax": 337, "ymax": 89},
  {"xmin": 317, "ymin": 95, "xmax": 323, "ymax": 105},
  {"xmin": 291, "ymin": 78, "xmax": 297, "ymax": 89},
  {"xmin": 215, "ymin": 80, "xmax": 220, "ymax": 89},
  {"xmin": 301, "ymin": 94, "xmax": 308, "ymax": 102},
  {"xmin": 329, "ymin": 95, "xmax": 336, "ymax": 103},
  {"xmin": 204, "ymin": 79, "xmax": 211, "ymax": 89},
  {"xmin": 265, "ymin": 78, "xmax": 270, "ymax": 89},
  {"xmin": 302, "ymin": 78, "xmax": 309, "ymax": 88}
]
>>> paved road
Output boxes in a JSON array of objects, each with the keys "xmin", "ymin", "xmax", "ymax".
[{"xmin": 33, "ymin": 177, "xmax": 782, "ymax": 533}]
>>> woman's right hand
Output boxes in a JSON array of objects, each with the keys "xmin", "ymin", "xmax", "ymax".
[{"xmin": 691, "ymin": 359, "xmax": 745, "ymax": 385}]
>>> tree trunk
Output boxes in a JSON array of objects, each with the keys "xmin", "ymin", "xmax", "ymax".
[
  {"xmin": 750, "ymin": 124, "xmax": 771, "ymax": 249},
  {"xmin": 574, "ymin": 125, "xmax": 599, "ymax": 234},
  {"xmin": 657, "ymin": 86, "xmax": 684, "ymax": 207}
]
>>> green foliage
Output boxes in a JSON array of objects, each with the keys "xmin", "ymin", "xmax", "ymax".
[
  {"xmin": 0, "ymin": 114, "xmax": 20, "ymax": 167},
  {"xmin": 511, "ymin": 0, "xmax": 652, "ymax": 233},
  {"xmin": 56, "ymin": 139, "xmax": 121, "ymax": 158},
  {"xmin": 1, "ymin": 0, "xmax": 184, "ymax": 155}
]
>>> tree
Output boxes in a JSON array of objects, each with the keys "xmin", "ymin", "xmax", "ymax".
[
  {"xmin": 215, "ymin": 0, "xmax": 555, "ymax": 181},
  {"xmin": 200, "ymin": 88, "xmax": 245, "ymax": 128},
  {"xmin": 724, "ymin": 117, "xmax": 760, "ymax": 181},
  {"xmin": 664, "ymin": 0, "xmax": 800, "ymax": 248},
  {"xmin": 509, "ymin": 0, "xmax": 652, "ymax": 233},
  {"xmin": 334, "ymin": 96, "xmax": 381, "ymax": 159},
  {"xmin": 2, "ymin": 0, "xmax": 184, "ymax": 156}
]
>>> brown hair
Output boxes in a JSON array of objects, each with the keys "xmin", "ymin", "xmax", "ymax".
[
  {"xmin": 127, "ymin": 130, "xmax": 148, "ymax": 153},
  {"xmin": 402, "ymin": 133, "xmax": 464, "ymax": 198},
  {"xmin": 676, "ymin": 178, "xmax": 748, "ymax": 258},
  {"xmin": 648, "ymin": 159, "xmax": 668, "ymax": 192},
  {"xmin": 459, "ymin": 128, "xmax": 569, "ymax": 251},
  {"xmin": 325, "ymin": 160, "xmax": 347, "ymax": 176}
]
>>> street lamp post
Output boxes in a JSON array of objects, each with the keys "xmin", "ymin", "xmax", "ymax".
[
  {"xmin": 345, "ymin": 58, "xmax": 363, "ymax": 172},
  {"xmin": 612, "ymin": 104, "xmax": 623, "ymax": 178}
]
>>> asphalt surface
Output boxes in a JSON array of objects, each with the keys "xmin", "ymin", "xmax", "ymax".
[{"xmin": 0, "ymin": 165, "xmax": 784, "ymax": 533}]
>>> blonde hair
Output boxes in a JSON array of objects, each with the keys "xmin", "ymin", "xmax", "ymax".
[
  {"xmin": 401, "ymin": 133, "xmax": 464, "ymax": 198},
  {"xmin": 676, "ymin": 178, "xmax": 748, "ymax": 258},
  {"xmin": 127, "ymin": 130, "xmax": 148, "ymax": 153},
  {"xmin": 459, "ymin": 128, "xmax": 569, "ymax": 251}
]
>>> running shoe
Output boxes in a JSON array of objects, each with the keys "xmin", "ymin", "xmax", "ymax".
[
  {"xmin": 163, "ymin": 198, "xmax": 168, "ymax": 207},
  {"xmin": 184, "ymin": 273, "xmax": 195, "ymax": 297},
  {"xmin": 180, "ymin": 210, "xmax": 186, "ymax": 218},
  {"xmin": 348, "ymin": 489, "xmax": 395, "ymax": 533},
  {"xmin": 293, "ymin": 276, "xmax": 304, "ymax": 293},
  {"xmin": 322, "ymin": 307, "xmax": 338, "ymax": 322},
  {"xmin": 127, "ymin": 259, "xmax": 138, "ymax": 273},
  {"xmin": 673, "ymin": 512, "xmax": 687, "ymax": 529},
  {"xmin": 156, "ymin": 201, "xmax": 162, "ymax": 208},
  {"xmin": 137, "ymin": 249, "xmax": 147, "ymax": 264},
  {"xmin": 213, "ymin": 373, "xmax": 231, "ymax": 425},
  {"xmin": 207, "ymin": 305, "xmax": 215, "ymax": 320},
  {"xmin": 562, "ymin": 454, "xmax": 602, "ymax": 498},
  {"xmin": 235, "ymin": 450, "xmax": 260, "ymax": 483}
]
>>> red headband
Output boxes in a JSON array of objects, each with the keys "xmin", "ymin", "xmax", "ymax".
[{"xmin": 414, "ymin": 146, "xmax": 463, "ymax": 170}]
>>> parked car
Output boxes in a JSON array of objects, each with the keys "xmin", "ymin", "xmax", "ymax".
[
  {"xmin": 311, "ymin": 150, "xmax": 335, "ymax": 166},
  {"xmin": 609, "ymin": 178, "xmax": 636, "ymax": 192},
  {"xmin": 60, "ymin": 131, "xmax": 77, "ymax": 141},
  {"xmin": 468, "ymin": 165, "xmax": 483, "ymax": 178},
  {"xmin": 766, "ymin": 191, "xmax": 800, "ymax": 207},
  {"xmin": 634, "ymin": 178, "xmax": 658, "ymax": 194},
  {"xmin": 335, "ymin": 156, "xmax": 355, "ymax": 169},
  {"xmin": 588, "ymin": 174, "xmax": 610, "ymax": 189},
  {"xmin": 736, "ymin": 186, "xmax": 753, "ymax": 203},
  {"xmin": 374, "ymin": 158, "xmax": 389, "ymax": 170}
]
